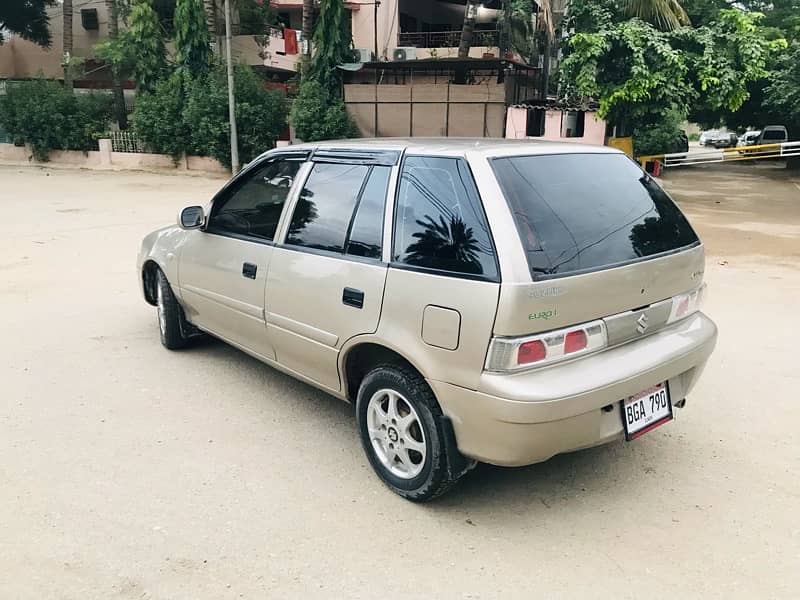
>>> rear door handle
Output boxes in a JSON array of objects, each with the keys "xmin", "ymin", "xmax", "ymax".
[
  {"xmin": 342, "ymin": 287, "xmax": 364, "ymax": 309},
  {"xmin": 242, "ymin": 262, "xmax": 257, "ymax": 279}
]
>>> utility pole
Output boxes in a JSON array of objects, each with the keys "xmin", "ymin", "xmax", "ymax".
[
  {"xmin": 224, "ymin": 0, "xmax": 240, "ymax": 173},
  {"xmin": 373, "ymin": 0, "xmax": 379, "ymax": 60}
]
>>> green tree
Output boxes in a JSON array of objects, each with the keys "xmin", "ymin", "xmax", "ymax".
[
  {"xmin": 174, "ymin": 0, "xmax": 211, "ymax": 74},
  {"xmin": 183, "ymin": 64, "xmax": 287, "ymax": 167},
  {"xmin": 133, "ymin": 64, "xmax": 288, "ymax": 167},
  {"xmin": 131, "ymin": 72, "xmax": 189, "ymax": 157},
  {"xmin": 290, "ymin": 79, "xmax": 356, "ymax": 142},
  {"xmin": 765, "ymin": 42, "xmax": 800, "ymax": 136},
  {"xmin": 0, "ymin": 0, "xmax": 55, "ymax": 46},
  {"xmin": 620, "ymin": 0, "xmax": 690, "ymax": 30},
  {"xmin": 96, "ymin": 0, "xmax": 167, "ymax": 92},
  {"xmin": 560, "ymin": 9, "xmax": 781, "ymax": 141},
  {"xmin": 308, "ymin": 0, "xmax": 352, "ymax": 91}
]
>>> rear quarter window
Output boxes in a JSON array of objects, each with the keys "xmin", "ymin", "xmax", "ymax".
[{"xmin": 491, "ymin": 153, "xmax": 699, "ymax": 279}]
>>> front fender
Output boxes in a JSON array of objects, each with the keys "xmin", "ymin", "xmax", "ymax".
[{"xmin": 137, "ymin": 225, "xmax": 188, "ymax": 302}]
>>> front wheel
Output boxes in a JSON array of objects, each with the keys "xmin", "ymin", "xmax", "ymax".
[
  {"xmin": 155, "ymin": 270, "xmax": 190, "ymax": 350},
  {"xmin": 356, "ymin": 365, "xmax": 463, "ymax": 501}
]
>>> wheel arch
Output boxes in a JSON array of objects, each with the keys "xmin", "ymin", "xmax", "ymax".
[
  {"xmin": 141, "ymin": 259, "xmax": 161, "ymax": 306},
  {"xmin": 340, "ymin": 338, "xmax": 431, "ymax": 404}
]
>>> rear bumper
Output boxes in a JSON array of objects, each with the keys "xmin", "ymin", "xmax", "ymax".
[{"xmin": 430, "ymin": 312, "xmax": 717, "ymax": 467}]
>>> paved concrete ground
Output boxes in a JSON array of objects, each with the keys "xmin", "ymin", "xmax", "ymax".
[{"xmin": 1, "ymin": 163, "xmax": 798, "ymax": 599}]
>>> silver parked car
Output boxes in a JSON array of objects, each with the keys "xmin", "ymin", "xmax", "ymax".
[{"xmin": 138, "ymin": 139, "xmax": 717, "ymax": 501}]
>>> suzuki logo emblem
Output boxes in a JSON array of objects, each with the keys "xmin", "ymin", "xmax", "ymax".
[{"xmin": 636, "ymin": 313, "xmax": 649, "ymax": 334}]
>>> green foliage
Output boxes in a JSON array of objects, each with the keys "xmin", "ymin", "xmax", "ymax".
[
  {"xmin": 96, "ymin": 0, "xmax": 167, "ymax": 92},
  {"xmin": 0, "ymin": 80, "xmax": 111, "ymax": 161},
  {"xmin": 183, "ymin": 64, "xmax": 287, "ymax": 167},
  {"xmin": 561, "ymin": 9, "xmax": 781, "ymax": 131},
  {"xmin": 765, "ymin": 42, "xmax": 800, "ymax": 136},
  {"xmin": 676, "ymin": 10, "xmax": 785, "ymax": 115},
  {"xmin": 237, "ymin": 0, "xmax": 277, "ymax": 34},
  {"xmin": 498, "ymin": 0, "xmax": 535, "ymax": 60},
  {"xmin": 632, "ymin": 109, "xmax": 686, "ymax": 155},
  {"xmin": 132, "ymin": 72, "xmax": 189, "ymax": 158},
  {"xmin": 289, "ymin": 79, "xmax": 357, "ymax": 142},
  {"xmin": 308, "ymin": 0, "xmax": 352, "ymax": 91},
  {"xmin": 174, "ymin": 0, "xmax": 211, "ymax": 75},
  {"xmin": 619, "ymin": 0, "xmax": 690, "ymax": 30},
  {"xmin": 133, "ymin": 64, "xmax": 288, "ymax": 167},
  {"xmin": 0, "ymin": 0, "xmax": 55, "ymax": 46},
  {"xmin": 561, "ymin": 19, "xmax": 693, "ymax": 126}
]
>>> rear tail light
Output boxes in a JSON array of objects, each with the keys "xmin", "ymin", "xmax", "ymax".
[
  {"xmin": 518, "ymin": 339, "xmax": 547, "ymax": 364},
  {"xmin": 667, "ymin": 283, "xmax": 706, "ymax": 324},
  {"xmin": 564, "ymin": 329, "xmax": 588, "ymax": 353},
  {"xmin": 486, "ymin": 320, "xmax": 607, "ymax": 372}
]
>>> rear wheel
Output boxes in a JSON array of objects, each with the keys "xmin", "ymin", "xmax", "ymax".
[
  {"xmin": 155, "ymin": 270, "xmax": 189, "ymax": 350},
  {"xmin": 356, "ymin": 365, "xmax": 462, "ymax": 501}
]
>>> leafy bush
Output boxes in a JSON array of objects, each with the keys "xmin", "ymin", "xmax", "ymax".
[
  {"xmin": 132, "ymin": 64, "xmax": 288, "ymax": 167},
  {"xmin": 0, "ymin": 79, "xmax": 112, "ymax": 161},
  {"xmin": 633, "ymin": 110, "xmax": 686, "ymax": 156},
  {"xmin": 290, "ymin": 79, "xmax": 357, "ymax": 142},
  {"xmin": 132, "ymin": 72, "xmax": 190, "ymax": 158},
  {"xmin": 184, "ymin": 64, "xmax": 287, "ymax": 167}
]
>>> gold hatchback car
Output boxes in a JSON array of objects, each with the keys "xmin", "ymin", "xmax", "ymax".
[{"xmin": 138, "ymin": 139, "xmax": 717, "ymax": 501}]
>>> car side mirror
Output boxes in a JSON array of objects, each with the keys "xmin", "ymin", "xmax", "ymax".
[{"xmin": 178, "ymin": 205, "xmax": 205, "ymax": 230}]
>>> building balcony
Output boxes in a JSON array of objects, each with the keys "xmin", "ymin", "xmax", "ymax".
[{"xmin": 397, "ymin": 28, "xmax": 501, "ymax": 50}]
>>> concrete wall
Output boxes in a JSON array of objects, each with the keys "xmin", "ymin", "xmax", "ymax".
[
  {"xmin": 505, "ymin": 106, "xmax": 607, "ymax": 146},
  {"xmin": 0, "ymin": 142, "xmax": 228, "ymax": 174},
  {"xmin": 345, "ymin": 82, "xmax": 506, "ymax": 138}
]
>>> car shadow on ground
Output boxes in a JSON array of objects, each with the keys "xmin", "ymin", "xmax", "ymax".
[{"xmin": 178, "ymin": 334, "xmax": 671, "ymax": 517}]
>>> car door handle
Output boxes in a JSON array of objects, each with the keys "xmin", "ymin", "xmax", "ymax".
[
  {"xmin": 242, "ymin": 262, "xmax": 257, "ymax": 279},
  {"xmin": 342, "ymin": 287, "xmax": 364, "ymax": 309}
]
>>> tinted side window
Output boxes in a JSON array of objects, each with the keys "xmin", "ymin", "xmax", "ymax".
[
  {"xmin": 209, "ymin": 159, "xmax": 301, "ymax": 240},
  {"xmin": 394, "ymin": 156, "xmax": 498, "ymax": 279},
  {"xmin": 346, "ymin": 166, "xmax": 390, "ymax": 259},
  {"xmin": 287, "ymin": 163, "xmax": 370, "ymax": 253},
  {"xmin": 762, "ymin": 129, "xmax": 785, "ymax": 141}
]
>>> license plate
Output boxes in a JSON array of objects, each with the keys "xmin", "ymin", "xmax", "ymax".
[{"xmin": 621, "ymin": 382, "xmax": 672, "ymax": 441}]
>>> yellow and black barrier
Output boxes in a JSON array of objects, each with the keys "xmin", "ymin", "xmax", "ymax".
[{"xmin": 637, "ymin": 141, "xmax": 800, "ymax": 170}]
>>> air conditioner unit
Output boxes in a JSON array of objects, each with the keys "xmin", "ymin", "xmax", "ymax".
[
  {"xmin": 392, "ymin": 47, "xmax": 417, "ymax": 61},
  {"xmin": 351, "ymin": 48, "xmax": 375, "ymax": 63}
]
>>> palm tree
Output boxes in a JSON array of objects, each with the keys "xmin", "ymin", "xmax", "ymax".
[
  {"xmin": 620, "ymin": 0, "xmax": 690, "ymax": 30},
  {"xmin": 63, "ymin": 0, "xmax": 73, "ymax": 90},
  {"xmin": 302, "ymin": 0, "xmax": 314, "ymax": 57},
  {"xmin": 534, "ymin": 0, "xmax": 555, "ymax": 98},
  {"xmin": 457, "ymin": 0, "xmax": 478, "ymax": 59},
  {"xmin": 404, "ymin": 214, "xmax": 483, "ymax": 274},
  {"xmin": 106, "ymin": 0, "xmax": 128, "ymax": 128}
]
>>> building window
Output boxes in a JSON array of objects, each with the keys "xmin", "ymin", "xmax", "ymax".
[
  {"xmin": 561, "ymin": 111, "xmax": 585, "ymax": 138},
  {"xmin": 526, "ymin": 108, "xmax": 545, "ymax": 137}
]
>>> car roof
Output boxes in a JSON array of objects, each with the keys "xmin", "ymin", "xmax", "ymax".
[{"xmin": 284, "ymin": 137, "xmax": 622, "ymax": 159}]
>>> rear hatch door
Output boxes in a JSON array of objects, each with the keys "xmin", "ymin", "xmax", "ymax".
[{"xmin": 489, "ymin": 151, "xmax": 704, "ymax": 338}]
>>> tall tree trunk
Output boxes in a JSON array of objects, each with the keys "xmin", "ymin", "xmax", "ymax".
[
  {"xmin": 205, "ymin": 0, "xmax": 221, "ymax": 54},
  {"xmin": 302, "ymin": 0, "xmax": 314, "ymax": 57},
  {"xmin": 457, "ymin": 0, "xmax": 478, "ymax": 59},
  {"xmin": 538, "ymin": 34, "xmax": 551, "ymax": 100},
  {"xmin": 107, "ymin": 0, "xmax": 128, "ymax": 129},
  {"xmin": 63, "ymin": 0, "xmax": 74, "ymax": 90}
]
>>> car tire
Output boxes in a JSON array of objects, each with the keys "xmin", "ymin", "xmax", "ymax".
[
  {"xmin": 356, "ymin": 365, "xmax": 461, "ymax": 501},
  {"xmin": 155, "ymin": 269, "xmax": 190, "ymax": 350}
]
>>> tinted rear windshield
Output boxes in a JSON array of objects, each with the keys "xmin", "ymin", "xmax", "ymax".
[{"xmin": 491, "ymin": 153, "xmax": 699, "ymax": 279}]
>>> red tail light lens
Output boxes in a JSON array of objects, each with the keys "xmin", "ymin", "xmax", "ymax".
[
  {"xmin": 518, "ymin": 340, "xmax": 547, "ymax": 364},
  {"xmin": 564, "ymin": 329, "xmax": 588, "ymax": 354}
]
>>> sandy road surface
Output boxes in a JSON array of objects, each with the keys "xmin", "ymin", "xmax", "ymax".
[{"xmin": 0, "ymin": 163, "xmax": 798, "ymax": 599}]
